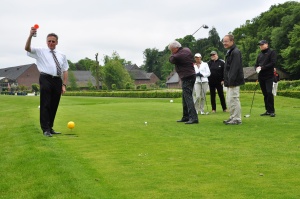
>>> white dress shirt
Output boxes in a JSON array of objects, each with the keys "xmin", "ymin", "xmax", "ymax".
[{"xmin": 27, "ymin": 47, "xmax": 69, "ymax": 76}]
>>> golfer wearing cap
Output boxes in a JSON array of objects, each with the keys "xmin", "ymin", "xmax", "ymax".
[
  {"xmin": 255, "ymin": 40, "xmax": 277, "ymax": 117},
  {"xmin": 207, "ymin": 51, "xmax": 227, "ymax": 113},
  {"xmin": 193, "ymin": 53, "xmax": 210, "ymax": 115}
]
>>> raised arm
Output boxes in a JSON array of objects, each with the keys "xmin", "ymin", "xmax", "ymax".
[{"xmin": 25, "ymin": 27, "xmax": 37, "ymax": 52}]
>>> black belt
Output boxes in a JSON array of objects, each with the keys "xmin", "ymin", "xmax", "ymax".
[{"xmin": 40, "ymin": 72, "xmax": 61, "ymax": 79}]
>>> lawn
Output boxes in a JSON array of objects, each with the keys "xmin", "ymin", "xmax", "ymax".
[{"xmin": 0, "ymin": 93, "xmax": 299, "ymax": 199}]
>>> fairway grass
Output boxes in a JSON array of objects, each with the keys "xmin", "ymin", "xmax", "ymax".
[{"xmin": 0, "ymin": 94, "xmax": 299, "ymax": 199}]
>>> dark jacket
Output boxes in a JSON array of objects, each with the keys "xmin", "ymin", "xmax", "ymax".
[
  {"xmin": 224, "ymin": 44, "xmax": 245, "ymax": 87},
  {"xmin": 169, "ymin": 47, "xmax": 195, "ymax": 80},
  {"xmin": 208, "ymin": 59, "xmax": 225, "ymax": 84},
  {"xmin": 255, "ymin": 48, "xmax": 277, "ymax": 81}
]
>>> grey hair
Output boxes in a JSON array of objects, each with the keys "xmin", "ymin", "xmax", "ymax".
[
  {"xmin": 224, "ymin": 34, "xmax": 234, "ymax": 41},
  {"xmin": 168, "ymin": 41, "xmax": 182, "ymax": 50}
]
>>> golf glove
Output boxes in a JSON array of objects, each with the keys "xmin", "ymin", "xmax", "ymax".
[
  {"xmin": 196, "ymin": 72, "xmax": 203, "ymax": 77},
  {"xmin": 256, "ymin": 66, "xmax": 261, "ymax": 74}
]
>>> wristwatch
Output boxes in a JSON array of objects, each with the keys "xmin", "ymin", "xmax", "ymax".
[{"xmin": 62, "ymin": 83, "xmax": 67, "ymax": 87}]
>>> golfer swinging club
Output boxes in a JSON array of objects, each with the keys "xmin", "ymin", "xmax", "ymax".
[{"xmin": 168, "ymin": 41, "xmax": 198, "ymax": 124}]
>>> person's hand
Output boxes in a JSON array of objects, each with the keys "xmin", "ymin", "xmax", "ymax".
[
  {"xmin": 221, "ymin": 81, "xmax": 224, "ymax": 85},
  {"xmin": 196, "ymin": 72, "xmax": 203, "ymax": 77},
  {"xmin": 30, "ymin": 27, "xmax": 37, "ymax": 37},
  {"xmin": 256, "ymin": 66, "xmax": 262, "ymax": 73},
  {"xmin": 61, "ymin": 85, "xmax": 66, "ymax": 95}
]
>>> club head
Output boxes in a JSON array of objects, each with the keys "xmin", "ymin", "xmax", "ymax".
[
  {"xmin": 205, "ymin": 112, "xmax": 210, "ymax": 115},
  {"xmin": 244, "ymin": 114, "xmax": 250, "ymax": 118}
]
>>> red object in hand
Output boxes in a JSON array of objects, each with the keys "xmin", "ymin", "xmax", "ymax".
[{"xmin": 33, "ymin": 24, "xmax": 39, "ymax": 37}]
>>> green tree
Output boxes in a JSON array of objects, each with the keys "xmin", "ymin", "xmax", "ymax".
[
  {"xmin": 102, "ymin": 53, "xmax": 133, "ymax": 89},
  {"xmin": 68, "ymin": 60, "xmax": 76, "ymax": 70},
  {"xmin": 176, "ymin": 35, "xmax": 196, "ymax": 52},
  {"xmin": 103, "ymin": 51, "xmax": 131, "ymax": 65},
  {"xmin": 75, "ymin": 58, "xmax": 96, "ymax": 70},
  {"xmin": 68, "ymin": 71, "xmax": 78, "ymax": 90},
  {"xmin": 31, "ymin": 83, "xmax": 39, "ymax": 94},
  {"xmin": 143, "ymin": 48, "xmax": 162, "ymax": 78},
  {"xmin": 281, "ymin": 24, "xmax": 300, "ymax": 79},
  {"xmin": 90, "ymin": 53, "xmax": 102, "ymax": 90},
  {"xmin": 232, "ymin": 1, "xmax": 300, "ymax": 75},
  {"xmin": 86, "ymin": 79, "xmax": 95, "ymax": 90}
]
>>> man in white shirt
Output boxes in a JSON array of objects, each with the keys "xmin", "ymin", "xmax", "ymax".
[{"xmin": 25, "ymin": 26, "xmax": 69, "ymax": 137}]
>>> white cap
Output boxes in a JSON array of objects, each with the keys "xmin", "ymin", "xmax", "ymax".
[{"xmin": 194, "ymin": 53, "xmax": 202, "ymax": 58}]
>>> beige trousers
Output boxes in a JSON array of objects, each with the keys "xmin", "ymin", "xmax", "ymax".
[
  {"xmin": 226, "ymin": 86, "xmax": 242, "ymax": 121},
  {"xmin": 193, "ymin": 82, "xmax": 209, "ymax": 112}
]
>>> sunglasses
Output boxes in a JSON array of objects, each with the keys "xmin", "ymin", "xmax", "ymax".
[
  {"xmin": 48, "ymin": 40, "xmax": 56, "ymax": 43},
  {"xmin": 210, "ymin": 54, "xmax": 216, "ymax": 56}
]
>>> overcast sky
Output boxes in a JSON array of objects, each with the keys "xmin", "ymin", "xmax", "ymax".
[{"xmin": 0, "ymin": 0, "xmax": 293, "ymax": 68}]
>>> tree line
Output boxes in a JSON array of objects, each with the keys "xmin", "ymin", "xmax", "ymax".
[{"xmin": 67, "ymin": 1, "xmax": 300, "ymax": 89}]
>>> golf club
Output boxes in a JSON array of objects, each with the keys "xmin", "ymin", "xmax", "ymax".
[
  {"xmin": 191, "ymin": 24, "xmax": 209, "ymax": 36},
  {"xmin": 244, "ymin": 80, "xmax": 258, "ymax": 118}
]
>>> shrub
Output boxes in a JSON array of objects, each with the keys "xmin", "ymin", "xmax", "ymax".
[
  {"xmin": 102, "ymin": 85, "xmax": 108, "ymax": 90},
  {"xmin": 32, "ymin": 83, "xmax": 39, "ymax": 93},
  {"xmin": 140, "ymin": 84, "xmax": 147, "ymax": 90},
  {"xmin": 125, "ymin": 82, "xmax": 134, "ymax": 90}
]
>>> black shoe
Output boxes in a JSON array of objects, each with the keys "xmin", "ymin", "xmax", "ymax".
[
  {"xmin": 50, "ymin": 129, "xmax": 61, "ymax": 134},
  {"xmin": 185, "ymin": 120, "xmax": 199, "ymax": 124},
  {"xmin": 260, "ymin": 112, "xmax": 270, "ymax": 116},
  {"xmin": 270, "ymin": 113, "xmax": 275, "ymax": 117},
  {"xmin": 43, "ymin": 131, "xmax": 52, "ymax": 137},
  {"xmin": 177, "ymin": 118, "xmax": 189, "ymax": 122}
]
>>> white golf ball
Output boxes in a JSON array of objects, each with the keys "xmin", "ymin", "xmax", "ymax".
[
  {"xmin": 170, "ymin": 100, "xmax": 173, "ymax": 103},
  {"xmin": 145, "ymin": 122, "xmax": 147, "ymax": 125},
  {"xmin": 38, "ymin": 105, "xmax": 40, "ymax": 109}
]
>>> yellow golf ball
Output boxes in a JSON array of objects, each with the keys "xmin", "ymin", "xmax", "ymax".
[{"xmin": 67, "ymin": 121, "xmax": 75, "ymax": 129}]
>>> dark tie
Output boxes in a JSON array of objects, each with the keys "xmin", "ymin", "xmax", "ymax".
[{"xmin": 50, "ymin": 50, "xmax": 62, "ymax": 76}]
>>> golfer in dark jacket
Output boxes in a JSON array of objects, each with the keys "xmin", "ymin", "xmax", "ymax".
[
  {"xmin": 168, "ymin": 41, "xmax": 198, "ymax": 124},
  {"xmin": 223, "ymin": 35, "xmax": 245, "ymax": 125},
  {"xmin": 255, "ymin": 40, "xmax": 277, "ymax": 117},
  {"xmin": 208, "ymin": 51, "xmax": 227, "ymax": 113}
]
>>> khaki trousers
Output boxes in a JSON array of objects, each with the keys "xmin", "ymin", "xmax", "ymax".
[
  {"xmin": 193, "ymin": 82, "xmax": 209, "ymax": 112},
  {"xmin": 226, "ymin": 86, "xmax": 241, "ymax": 121}
]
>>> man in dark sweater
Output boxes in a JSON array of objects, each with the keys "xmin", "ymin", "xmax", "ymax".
[
  {"xmin": 255, "ymin": 40, "xmax": 277, "ymax": 117},
  {"xmin": 223, "ymin": 35, "xmax": 245, "ymax": 125},
  {"xmin": 168, "ymin": 41, "xmax": 198, "ymax": 124},
  {"xmin": 207, "ymin": 51, "xmax": 227, "ymax": 113}
]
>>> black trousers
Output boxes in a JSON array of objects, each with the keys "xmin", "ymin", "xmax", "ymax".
[
  {"xmin": 39, "ymin": 74, "xmax": 62, "ymax": 132},
  {"xmin": 259, "ymin": 78, "xmax": 275, "ymax": 113},
  {"xmin": 209, "ymin": 82, "xmax": 227, "ymax": 111},
  {"xmin": 181, "ymin": 76, "xmax": 198, "ymax": 121}
]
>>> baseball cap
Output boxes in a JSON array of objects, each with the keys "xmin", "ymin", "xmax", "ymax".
[
  {"xmin": 194, "ymin": 53, "xmax": 202, "ymax": 57},
  {"xmin": 258, "ymin": 40, "xmax": 268, "ymax": 45},
  {"xmin": 210, "ymin": 51, "xmax": 217, "ymax": 55}
]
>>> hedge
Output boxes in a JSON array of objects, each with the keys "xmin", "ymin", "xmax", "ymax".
[
  {"xmin": 2, "ymin": 81, "xmax": 300, "ymax": 99},
  {"xmin": 64, "ymin": 90, "xmax": 182, "ymax": 98}
]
